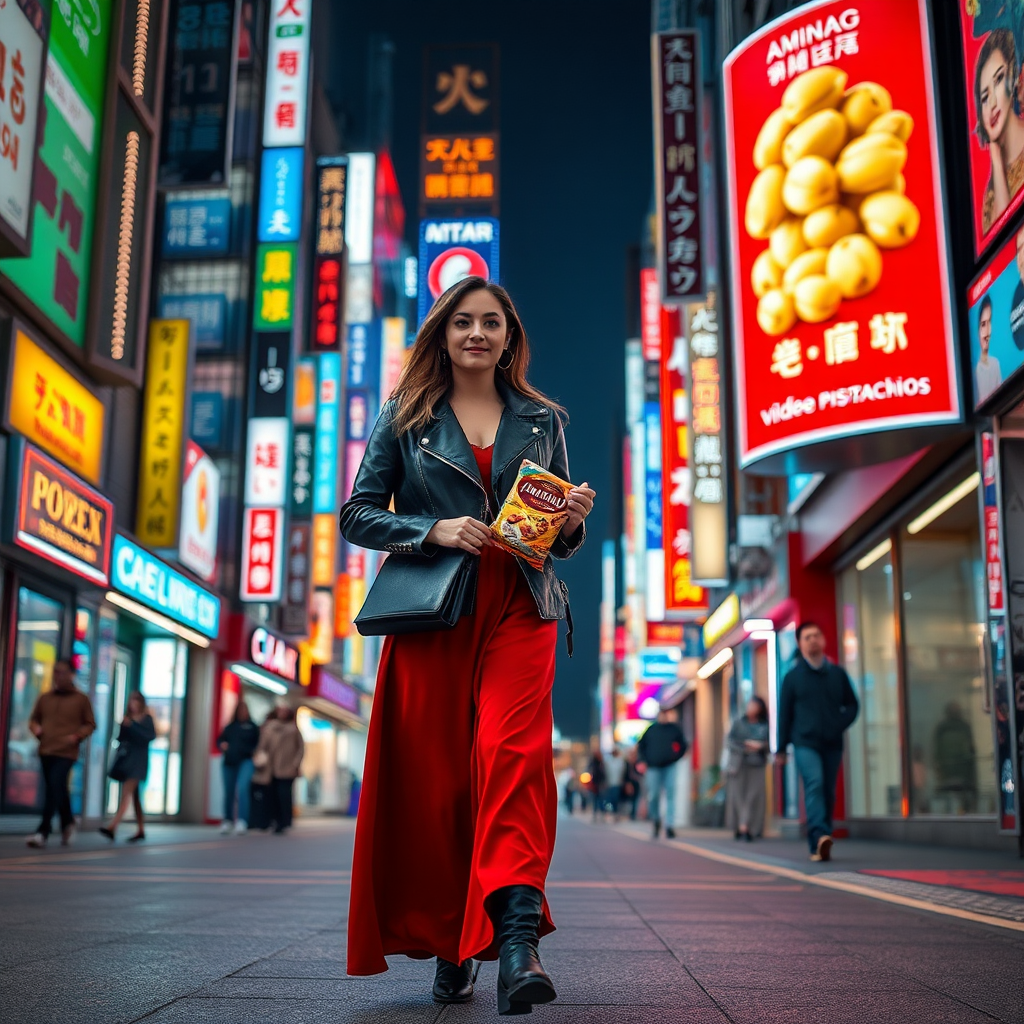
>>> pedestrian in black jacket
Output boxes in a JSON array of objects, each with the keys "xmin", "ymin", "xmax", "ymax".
[
  {"xmin": 100, "ymin": 692, "xmax": 156, "ymax": 843},
  {"xmin": 637, "ymin": 709, "xmax": 688, "ymax": 838},
  {"xmin": 777, "ymin": 622, "xmax": 859, "ymax": 862},
  {"xmin": 218, "ymin": 701, "xmax": 260, "ymax": 835}
]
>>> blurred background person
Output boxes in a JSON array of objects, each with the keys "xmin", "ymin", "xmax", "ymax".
[
  {"xmin": 25, "ymin": 659, "xmax": 95, "ymax": 849},
  {"xmin": 637, "ymin": 708, "xmax": 688, "ymax": 839},
  {"xmin": 585, "ymin": 746, "xmax": 607, "ymax": 822},
  {"xmin": 621, "ymin": 748, "xmax": 642, "ymax": 821},
  {"xmin": 725, "ymin": 697, "xmax": 770, "ymax": 842},
  {"xmin": 255, "ymin": 705, "xmax": 305, "ymax": 834},
  {"xmin": 100, "ymin": 692, "xmax": 155, "ymax": 843},
  {"xmin": 218, "ymin": 701, "xmax": 260, "ymax": 835},
  {"xmin": 603, "ymin": 747, "xmax": 626, "ymax": 821}
]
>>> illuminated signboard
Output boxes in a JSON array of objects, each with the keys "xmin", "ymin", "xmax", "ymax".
[
  {"xmin": 958, "ymin": 5, "xmax": 1024, "ymax": 259},
  {"xmin": 178, "ymin": 441, "xmax": 221, "ymax": 583},
  {"xmin": 687, "ymin": 297, "xmax": 729, "ymax": 586},
  {"xmin": 640, "ymin": 268, "xmax": 661, "ymax": 362},
  {"xmin": 423, "ymin": 44, "xmax": 498, "ymax": 135},
  {"xmin": 254, "ymin": 242, "xmax": 297, "ymax": 331},
  {"xmin": 111, "ymin": 533, "xmax": 220, "ymax": 639},
  {"xmin": 660, "ymin": 305, "xmax": 707, "ymax": 614},
  {"xmin": 313, "ymin": 256, "xmax": 343, "ymax": 350},
  {"xmin": 417, "ymin": 218, "xmax": 500, "ymax": 325},
  {"xmin": 313, "ymin": 352, "xmax": 341, "ymax": 514},
  {"xmin": 281, "ymin": 522, "xmax": 311, "ymax": 634},
  {"xmin": 137, "ymin": 320, "xmax": 191, "ymax": 548},
  {"xmin": 163, "ymin": 193, "xmax": 231, "ymax": 256},
  {"xmin": 0, "ymin": 1, "xmax": 113, "ymax": 347},
  {"xmin": 421, "ymin": 133, "xmax": 499, "ymax": 204},
  {"xmin": 0, "ymin": 0, "xmax": 47, "ymax": 256},
  {"xmin": 250, "ymin": 625, "xmax": 299, "ymax": 682},
  {"xmin": 239, "ymin": 506, "xmax": 284, "ymax": 602},
  {"xmin": 158, "ymin": 294, "xmax": 227, "ymax": 350},
  {"xmin": 653, "ymin": 30, "xmax": 704, "ymax": 302},
  {"xmin": 14, "ymin": 443, "xmax": 113, "ymax": 586},
  {"xmin": 316, "ymin": 157, "xmax": 346, "ymax": 255},
  {"xmin": 258, "ymin": 146, "xmax": 303, "ymax": 243},
  {"xmin": 967, "ymin": 230, "xmax": 1024, "ymax": 409},
  {"xmin": 250, "ymin": 332, "xmax": 291, "ymax": 418},
  {"xmin": 262, "ymin": 0, "xmax": 311, "ymax": 148},
  {"xmin": 244, "ymin": 416, "xmax": 289, "ymax": 507},
  {"xmin": 702, "ymin": 592, "xmax": 739, "ymax": 650},
  {"xmin": 345, "ymin": 152, "xmax": 375, "ymax": 265},
  {"xmin": 723, "ymin": 0, "xmax": 959, "ymax": 470},
  {"xmin": 4, "ymin": 325, "xmax": 106, "ymax": 485},
  {"xmin": 381, "ymin": 317, "xmax": 407, "ymax": 399},
  {"xmin": 346, "ymin": 322, "xmax": 380, "ymax": 394},
  {"xmin": 311, "ymin": 513, "xmax": 336, "ymax": 588},
  {"xmin": 308, "ymin": 666, "xmax": 359, "ymax": 714}
]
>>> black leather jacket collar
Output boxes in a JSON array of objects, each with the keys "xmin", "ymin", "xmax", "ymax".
[{"xmin": 339, "ymin": 379, "xmax": 585, "ymax": 632}]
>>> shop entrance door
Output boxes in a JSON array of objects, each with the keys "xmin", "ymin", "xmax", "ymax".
[{"xmin": 105, "ymin": 649, "xmax": 133, "ymax": 816}]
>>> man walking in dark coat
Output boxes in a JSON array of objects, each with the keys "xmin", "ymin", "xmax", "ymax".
[
  {"xmin": 637, "ymin": 708, "xmax": 688, "ymax": 839},
  {"xmin": 778, "ymin": 622, "xmax": 859, "ymax": 862}
]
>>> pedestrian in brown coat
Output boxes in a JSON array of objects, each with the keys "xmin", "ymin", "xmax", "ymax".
[
  {"xmin": 253, "ymin": 706, "xmax": 304, "ymax": 833},
  {"xmin": 26, "ymin": 660, "xmax": 96, "ymax": 849}
]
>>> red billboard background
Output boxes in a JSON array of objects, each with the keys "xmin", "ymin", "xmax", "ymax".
[
  {"xmin": 958, "ymin": 6, "xmax": 1024, "ymax": 258},
  {"xmin": 724, "ymin": 0, "xmax": 959, "ymax": 469}
]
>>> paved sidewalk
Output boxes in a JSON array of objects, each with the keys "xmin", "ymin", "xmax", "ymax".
[{"xmin": 3, "ymin": 815, "xmax": 1024, "ymax": 1023}]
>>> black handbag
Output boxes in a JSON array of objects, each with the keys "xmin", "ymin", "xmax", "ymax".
[
  {"xmin": 108, "ymin": 744, "xmax": 130, "ymax": 783},
  {"xmin": 354, "ymin": 549, "xmax": 476, "ymax": 636}
]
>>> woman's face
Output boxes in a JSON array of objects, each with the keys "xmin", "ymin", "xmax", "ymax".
[
  {"xmin": 746, "ymin": 700, "xmax": 761, "ymax": 722},
  {"xmin": 444, "ymin": 288, "xmax": 509, "ymax": 374},
  {"xmin": 981, "ymin": 48, "xmax": 1014, "ymax": 144}
]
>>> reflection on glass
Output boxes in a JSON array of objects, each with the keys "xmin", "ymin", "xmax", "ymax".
[
  {"xmin": 841, "ymin": 550, "xmax": 901, "ymax": 817},
  {"xmin": 4, "ymin": 589, "xmax": 64, "ymax": 811},
  {"xmin": 902, "ymin": 485, "xmax": 995, "ymax": 815},
  {"xmin": 137, "ymin": 638, "xmax": 188, "ymax": 817}
]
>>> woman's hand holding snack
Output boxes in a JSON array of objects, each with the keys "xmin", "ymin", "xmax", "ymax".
[
  {"xmin": 563, "ymin": 482, "xmax": 596, "ymax": 538},
  {"xmin": 426, "ymin": 517, "xmax": 497, "ymax": 554}
]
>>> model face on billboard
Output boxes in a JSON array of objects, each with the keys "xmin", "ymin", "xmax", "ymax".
[
  {"xmin": 979, "ymin": 300, "xmax": 992, "ymax": 355},
  {"xmin": 979, "ymin": 50, "xmax": 1013, "ymax": 144}
]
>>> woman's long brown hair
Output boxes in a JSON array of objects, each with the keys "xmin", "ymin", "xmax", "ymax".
[{"xmin": 389, "ymin": 276, "xmax": 564, "ymax": 435}]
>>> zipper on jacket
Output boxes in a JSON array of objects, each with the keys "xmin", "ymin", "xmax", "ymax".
[{"xmin": 420, "ymin": 443, "xmax": 492, "ymax": 519}]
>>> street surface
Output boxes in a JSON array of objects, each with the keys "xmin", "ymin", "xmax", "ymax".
[{"xmin": 2, "ymin": 816, "xmax": 1023, "ymax": 1023}]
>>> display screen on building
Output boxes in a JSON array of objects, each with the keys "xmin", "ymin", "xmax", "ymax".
[
  {"xmin": 958, "ymin": 4, "xmax": 1024, "ymax": 259},
  {"xmin": 178, "ymin": 441, "xmax": 220, "ymax": 583},
  {"xmin": 723, "ymin": 0, "xmax": 959, "ymax": 470},
  {"xmin": 0, "ymin": 0, "xmax": 113, "ymax": 346},
  {"xmin": 417, "ymin": 218, "xmax": 499, "ymax": 325}
]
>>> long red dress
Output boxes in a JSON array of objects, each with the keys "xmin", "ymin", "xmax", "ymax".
[{"xmin": 347, "ymin": 444, "xmax": 559, "ymax": 976}]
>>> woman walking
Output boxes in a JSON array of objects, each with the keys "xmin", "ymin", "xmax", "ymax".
[
  {"xmin": 725, "ymin": 697, "xmax": 771, "ymax": 841},
  {"xmin": 253, "ymin": 705, "xmax": 304, "ymax": 834},
  {"xmin": 100, "ymin": 692, "xmax": 155, "ymax": 843},
  {"xmin": 341, "ymin": 276, "xmax": 594, "ymax": 1014},
  {"xmin": 218, "ymin": 700, "xmax": 260, "ymax": 835}
]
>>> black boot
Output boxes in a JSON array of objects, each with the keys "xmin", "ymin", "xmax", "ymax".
[
  {"xmin": 432, "ymin": 957, "xmax": 477, "ymax": 1004},
  {"xmin": 495, "ymin": 885, "xmax": 557, "ymax": 1015}
]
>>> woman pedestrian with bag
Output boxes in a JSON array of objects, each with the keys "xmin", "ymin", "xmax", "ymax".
[
  {"xmin": 218, "ymin": 700, "xmax": 260, "ymax": 835},
  {"xmin": 253, "ymin": 705, "xmax": 304, "ymax": 834},
  {"xmin": 340, "ymin": 276, "xmax": 594, "ymax": 1014},
  {"xmin": 725, "ymin": 696, "xmax": 771, "ymax": 842},
  {"xmin": 100, "ymin": 692, "xmax": 155, "ymax": 843}
]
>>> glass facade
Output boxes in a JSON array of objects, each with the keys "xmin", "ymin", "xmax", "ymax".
[{"xmin": 840, "ymin": 470, "xmax": 997, "ymax": 821}]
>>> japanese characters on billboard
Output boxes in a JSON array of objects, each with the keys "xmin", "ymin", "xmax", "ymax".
[
  {"xmin": 4, "ymin": 324, "xmax": 106, "ymax": 484},
  {"xmin": 0, "ymin": 0, "xmax": 47, "ymax": 256},
  {"xmin": 687, "ymin": 297, "xmax": 729, "ymax": 586},
  {"xmin": 653, "ymin": 31, "xmax": 704, "ymax": 303},
  {"xmin": 316, "ymin": 157, "xmax": 346, "ymax": 255},
  {"xmin": 262, "ymin": 0, "xmax": 311, "ymax": 148},
  {"xmin": 281, "ymin": 522, "xmax": 311, "ymax": 634},
  {"xmin": 660, "ymin": 305, "xmax": 707, "ymax": 615},
  {"xmin": 421, "ymin": 134, "xmax": 499, "ymax": 206},
  {"xmin": 0, "ymin": 0, "xmax": 113, "ymax": 346},
  {"xmin": 723, "ymin": 0, "xmax": 959, "ymax": 470},
  {"xmin": 967, "ymin": 227, "xmax": 1024, "ymax": 408},
  {"xmin": 417, "ymin": 218, "xmax": 499, "ymax": 325},
  {"xmin": 258, "ymin": 147, "xmax": 303, "ymax": 242},
  {"xmin": 240, "ymin": 506, "xmax": 284, "ymax": 602},
  {"xmin": 137, "ymin": 320, "xmax": 192, "ymax": 548},
  {"xmin": 244, "ymin": 417, "xmax": 289, "ymax": 506},
  {"xmin": 158, "ymin": 0, "xmax": 240, "ymax": 186},
  {"xmin": 640, "ymin": 268, "xmax": 661, "ymax": 362},
  {"xmin": 178, "ymin": 441, "xmax": 220, "ymax": 583},
  {"xmin": 423, "ymin": 44, "xmax": 498, "ymax": 135},
  {"xmin": 958, "ymin": 3, "xmax": 1024, "ymax": 259}
]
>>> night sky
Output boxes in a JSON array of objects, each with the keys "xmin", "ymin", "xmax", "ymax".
[{"xmin": 323, "ymin": 1, "xmax": 653, "ymax": 739}]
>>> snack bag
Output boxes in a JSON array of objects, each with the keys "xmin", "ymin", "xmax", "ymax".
[{"xmin": 490, "ymin": 459, "xmax": 574, "ymax": 570}]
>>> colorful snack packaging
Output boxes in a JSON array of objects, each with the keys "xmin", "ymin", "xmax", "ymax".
[{"xmin": 490, "ymin": 459, "xmax": 574, "ymax": 570}]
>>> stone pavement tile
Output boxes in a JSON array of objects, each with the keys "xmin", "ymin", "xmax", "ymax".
[
  {"xmin": 709, "ymin": 987, "xmax": 1003, "ymax": 1024},
  {"xmin": 541, "ymin": 926, "xmax": 667, "ymax": 952},
  {"xmin": 548, "ymin": 912, "xmax": 645, "ymax": 929},
  {"xmin": 193, "ymin": 976, "xmax": 438, "ymax": 1000},
  {"xmin": 140, "ymin": 996, "xmax": 441, "ymax": 1024},
  {"xmin": 445, "ymin": 1005, "xmax": 730, "ymax": 1024}
]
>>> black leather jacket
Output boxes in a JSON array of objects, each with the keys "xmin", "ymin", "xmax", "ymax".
[{"xmin": 338, "ymin": 380, "xmax": 585, "ymax": 627}]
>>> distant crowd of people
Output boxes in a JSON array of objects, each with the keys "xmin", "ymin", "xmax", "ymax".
[{"xmin": 23, "ymin": 658, "xmax": 307, "ymax": 847}]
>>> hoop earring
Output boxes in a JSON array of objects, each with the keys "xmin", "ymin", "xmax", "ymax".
[
  {"xmin": 497, "ymin": 347, "xmax": 514, "ymax": 370},
  {"xmin": 439, "ymin": 349, "xmax": 449, "ymax": 365}
]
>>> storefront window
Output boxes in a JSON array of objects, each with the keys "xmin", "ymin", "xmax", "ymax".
[
  {"xmin": 4, "ymin": 588, "xmax": 64, "ymax": 811},
  {"xmin": 841, "ymin": 548, "xmax": 901, "ymax": 817},
  {"xmin": 901, "ymin": 482, "xmax": 995, "ymax": 816},
  {"xmin": 138, "ymin": 638, "xmax": 188, "ymax": 817}
]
